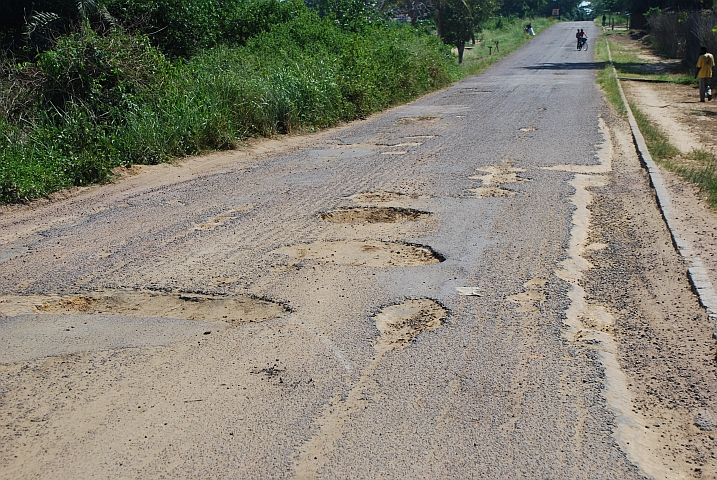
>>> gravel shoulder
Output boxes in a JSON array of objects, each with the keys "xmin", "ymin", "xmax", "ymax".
[{"xmin": 611, "ymin": 33, "xmax": 717, "ymax": 300}]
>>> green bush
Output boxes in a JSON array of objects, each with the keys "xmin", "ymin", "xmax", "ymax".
[
  {"xmin": 0, "ymin": 3, "xmax": 456, "ymax": 204},
  {"xmin": 35, "ymin": 27, "xmax": 167, "ymax": 115},
  {"xmin": 104, "ymin": 0, "xmax": 222, "ymax": 57},
  {"xmin": 104, "ymin": 0, "xmax": 307, "ymax": 57}
]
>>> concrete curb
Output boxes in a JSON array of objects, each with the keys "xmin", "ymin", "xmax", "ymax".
[{"xmin": 605, "ymin": 41, "xmax": 717, "ymax": 331}]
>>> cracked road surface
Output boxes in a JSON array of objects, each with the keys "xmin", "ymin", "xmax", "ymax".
[{"xmin": 2, "ymin": 22, "xmax": 717, "ymax": 479}]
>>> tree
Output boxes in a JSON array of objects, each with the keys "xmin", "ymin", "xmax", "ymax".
[
  {"xmin": 499, "ymin": 0, "xmax": 548, "ymax": 18},
  {"xmin": 435, "ymin": 0, "xmax": 498, "ymax": 63},
  {"xmin": 379, "ymin": 0, "xmax": 433, "ymax": 26}
]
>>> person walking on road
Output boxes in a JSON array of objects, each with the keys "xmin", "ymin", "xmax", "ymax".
[{"xmin": 696, "ymin": 46, "xmax": 714, "ymax": 102}]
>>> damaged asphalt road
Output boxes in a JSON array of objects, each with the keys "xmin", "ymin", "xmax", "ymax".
[{"xmin": 1, "ymin": 22, "xmax": 716, "ymax": 479}]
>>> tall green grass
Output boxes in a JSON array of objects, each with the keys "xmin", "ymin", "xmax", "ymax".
[{"xmin": 0, "ymin": 11, "xmax": 455, "ymax": 203}]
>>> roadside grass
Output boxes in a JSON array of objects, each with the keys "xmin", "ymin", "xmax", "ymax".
[
  {"xmin": 458, "ymin": 17, "xmax": 555, "ymax": 76},
  {"xmin": 629, "ymin": 105, "xmax": 681, "ymax": 161},
  {"xmin": 633, "ymin": 100, "xmax": 717, "ymax": 209},
  {"xmin": 636, "ymin": 104, "xmax": 717, "ymax": 209},
  {"xmin": 668, "ymin": 150, "xmax": 717, "ymax": 208},
  {"xmin": 602, "ymin": 33, "xmax": 693, "ymax": 84},
  {"xmin": 594, "ymin": 35, "xmax": 627, "ymax": 116}
]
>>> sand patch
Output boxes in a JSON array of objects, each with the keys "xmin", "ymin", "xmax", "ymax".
[
  {"xmin": 508, "ymin": 277, "xmax": 548, "ymax": 313},
  {"xmin": 397, "ymin": 116, "xmax": 440, "ymax": 124},
  {"xmin": 194, "ymin": 205, "xmax": 255, "ymax": 231},
  {"xmin": 467, "ymin": 163, "xmax": 529, "ymax": 198}
]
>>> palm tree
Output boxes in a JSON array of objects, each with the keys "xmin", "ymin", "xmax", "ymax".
[{"xmin": 23, "ymin": 0, "xmax": 115, "ymax": 50}]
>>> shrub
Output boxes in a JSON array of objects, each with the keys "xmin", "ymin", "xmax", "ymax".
[
  {"xmin": 34, "ymin": 27, "xmax": 167, "ymax": 116},
  {"xmin": 0, "ymin": 5, "xmax": 456, "ymax": 204}
]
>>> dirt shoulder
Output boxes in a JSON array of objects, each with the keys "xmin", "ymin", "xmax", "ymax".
[{"xmin": 609, "ymin": 32, "xmax": 717, "ymax": 311}]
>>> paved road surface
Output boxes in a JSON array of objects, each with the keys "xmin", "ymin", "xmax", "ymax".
[{"xmin": 2, "ymin": 22, "xmax": 716, "ymax": 479}]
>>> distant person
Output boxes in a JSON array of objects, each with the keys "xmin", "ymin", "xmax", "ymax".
[
  {"xmin": 602, "ymin": 14, "xmax": 606, "ymax": 26},
  {"xmin": 696, "ymin": 46, "xmax": 715, "ymax": 102}
]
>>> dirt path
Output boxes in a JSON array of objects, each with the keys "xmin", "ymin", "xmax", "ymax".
[{"xmin": 621, "ymin": 79, "xmax": 717, "ymax": 315}]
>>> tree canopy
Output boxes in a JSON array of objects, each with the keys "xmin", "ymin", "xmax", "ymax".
[{"xmin": 586, "ymin": 0, "xmax": 712, "ymax": 15}]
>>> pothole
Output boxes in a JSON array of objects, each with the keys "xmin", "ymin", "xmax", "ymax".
[
  {"xmin": 397, "ymin": 116, "xmax": 440, "ymax": 124},
  {"xmin": 0, "ymin": 291, "xmax": 288, "ymax": 323},
  {"xmin": 319, "ymin": 206, "xmax": 429, "ymax": 224},
  {"xmin": 452, "ymin": 89, "xmax": 491, "ymax": 95},
  {"xmin": 375, "ymin": 142, "xmax": 423, "ymax": 147},
  {"xmin": 275, "ymin": 240, "xmax": 444, "ymax": 266},
  {"xmin": 374, "ymin": 298, "xmax": 448, "ymax": 351}
]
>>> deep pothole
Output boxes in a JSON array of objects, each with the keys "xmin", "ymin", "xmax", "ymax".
[
  {"xmin": 374, "ymin": 298, "xmax": 448, "ymax": 350},
  {"xmin": 319, "ymin": 206, "xmax": 429, "ymax": 224},
  {"xmin": 0, "ymin": 291, "xmax": 288, "ymax": 323},
  {"xmin": 275, "ymin": 240, "xmax": 444, "ymax": 267}
]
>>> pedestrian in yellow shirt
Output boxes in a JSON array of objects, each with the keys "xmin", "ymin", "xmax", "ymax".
[{"xmin": 696, "ymin": 46, "xmax": 715, "ymax": 102}]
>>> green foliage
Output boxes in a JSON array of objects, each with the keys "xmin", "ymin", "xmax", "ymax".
[
  {"xmin": 314, "ymin": 0, "xmax": 386, "ymax": 31},
  {"xmin": 34, "ymin": 28, "xmax": 167, "ymax": 115},
  {"xmin": 435, "ymin": 0, "xmax": 499, "ymax": 63},
  {"xmin": 221, "ymin": 0, "xmax": 306, "ymax": 45},
  {"xmin": 499, "ymin": 0, "xmax": 547, "ymax": 18},
  {"xmin": 0, "ymin": 8, "xmax": 456, "ymax": 203},
  {"xmin": 103, "ymin": 0, "xmax": 223, "ymax": 57}
]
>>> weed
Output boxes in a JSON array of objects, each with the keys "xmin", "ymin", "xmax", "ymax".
[
  {"xmin": 630, "ymin": 104, "xmax": 681, "ymax": 161},
  {"xmin": 594, "ymin": 36, "xmax": 627, "ymax": 117}
]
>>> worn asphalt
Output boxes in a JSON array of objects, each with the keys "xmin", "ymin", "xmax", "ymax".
[{"xmin": 2, "ymin": 22, "xmax": 716, "ymax": 479}]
